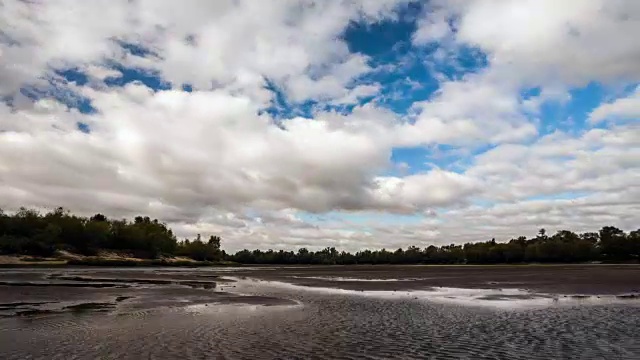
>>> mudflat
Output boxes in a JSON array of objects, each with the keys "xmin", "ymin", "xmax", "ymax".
[
  {"xmin": 239, "ymin": 264, "xmax": 640, "ymax": 294},
  {"xmin": 0, "ymin": 267, "xmax": 294, "ymax": 318},
  {"xmin": 1, "ymin": 265, "xmax": 640, "ymax": 359}
]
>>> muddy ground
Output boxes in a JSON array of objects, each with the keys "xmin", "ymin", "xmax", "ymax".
[
  {"xmin": 238, "ymin": 264, "xmax": 640, "ymax": 294},
  {"xmin": 0, "ymin": 268, "xmax": 294, "ymax": 318},
  {"xmin": 1, "ymin": 264, "xmax": 638, "ymax": 318}
]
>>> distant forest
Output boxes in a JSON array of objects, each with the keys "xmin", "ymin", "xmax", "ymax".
[
  {"xmin": 1, "ymin": 207, "xmax": 638, "ymax": 264},
  {"xmin": 0, "ymin": 208, "xmax": 222, "ymax": 262}
]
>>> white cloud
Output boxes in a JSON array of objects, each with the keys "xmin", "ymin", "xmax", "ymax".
[
  {"xmin": 395, "ymin": 73, "xmax": 538, "ymax": 147},
  {"xmin": 0, "ymin": 0, "xmax": 133, "ymax": 96},
  {"xmin": 0, "ymin": 0, "xmax": 404, "ymax": 103},
  {"xmin": 416, "ymin": 0, "xmax": 640, "ymax": 86},
  {"xmin": 85, "ymin": 66, "xmax": 122, "ymax": 81},
  {"xmin": 403, "ymin": 0, "xmax": 640, "ymax": 146},
  {"xmin": 590, "ymin": 86, "xmax": 640, "ymax": 123},
  {"xmin": 372, "ymin": 170, "xmax": 480, "ymax": 212},
  {"xmin": 468, "ymin": 125, "xmax": 640, "ymax": 201},
  {"xmin": 330, "ymin": 84, "xmax": 382, "ymax": 105},
  {"xmin": 522, "ymin": 87, "xmax": 572, "ymax": 114},
  {"xmin": 0, "ymin": 0, "xmax": 638, "ymax": 252}
]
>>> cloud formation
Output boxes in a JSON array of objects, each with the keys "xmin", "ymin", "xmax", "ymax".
[
  {"xmin": 590, "ymin": 86, "xmax": 640, "ymax": 124},
  {"xmin": 0, "ymin": 0, "xmax": 638, "ymax": 251}
]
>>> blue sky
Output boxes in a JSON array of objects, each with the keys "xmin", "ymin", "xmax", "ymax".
[{"xmin": 1, "ymin": 0, "xmax": 638, "ymax": 251}]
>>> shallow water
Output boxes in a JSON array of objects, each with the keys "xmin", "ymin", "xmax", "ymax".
[{"xmin": 1, "ymin": 266, "xmax": 640, "ymax": 359}]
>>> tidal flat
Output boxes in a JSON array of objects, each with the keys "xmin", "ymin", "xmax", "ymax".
[{"xmin": 1, "ymin": 265, "xmax": 639, "ymax": 359}]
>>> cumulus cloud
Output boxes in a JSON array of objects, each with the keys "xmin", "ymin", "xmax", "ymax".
[
  {"xmin": 404, "ymin": 0, "xmax": 640, "ymax": 147},
  {"xmin": 396, "ymin": 73, "xmax": 538, "ymax": 146},
  {"xmin": 468, "ymin": 125, "xmax": 640, "ymax": 201},
  {"xmin": 590, "ymin": 86, "xmax": 640, "ymax": 123},
  {"xmin": 0, "ymin": 0, "xmax": 638, "ymax": 251},
  {"xmin": 372, "ymin": 171, "xmax": 479, "ymax": 212},
  {"xmin": 415, "ymin": 0, "xmax": 640, "ymax": 85}
]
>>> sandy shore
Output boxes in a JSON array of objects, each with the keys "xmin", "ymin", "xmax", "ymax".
[{"xmin": 0, "ymin": 253, "xmax": 229, "ymax": 267}]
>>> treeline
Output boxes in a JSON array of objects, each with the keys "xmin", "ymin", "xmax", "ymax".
[
  {"xmin": 1, "ymin": 208, "xmax": 638, "ymax": 265},
  {"xmin": 228, "ymin": 228, "xmax": 640, "ymax": 265},
  {"xmin": 0, "ymin": 208, "xmax": 222, "ymax": 261}
]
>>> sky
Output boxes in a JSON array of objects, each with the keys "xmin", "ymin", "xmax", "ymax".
[{"xmin": 0, "ymin": 0, "xmax": 638, "ymax": 252}]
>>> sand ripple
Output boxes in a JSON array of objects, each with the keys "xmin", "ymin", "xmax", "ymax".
[{"xmin": 1, "ymin": 268, "xmax": 639, "ymax": 359}]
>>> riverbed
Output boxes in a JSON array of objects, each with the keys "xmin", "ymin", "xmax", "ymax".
[{"xmin": 1, "ymin": 265, "xmax": 639, "ymax": 359}]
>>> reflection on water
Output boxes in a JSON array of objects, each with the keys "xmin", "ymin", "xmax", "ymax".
[
  {"xmin": 1, "ymin": 267, "xmax": 639, "ymax": 359},
  {"xmin": 242, "ymin": 277, "xmax": 640, "ymax": 310}
]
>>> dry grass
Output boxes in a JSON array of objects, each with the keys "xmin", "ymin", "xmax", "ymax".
[
  {"xmin": 0, "ymin": 251, "xmax": 226, "ymax": 267},
  {"xmin": 0, "ymin": 255, "xmax": 66, "ymax": 265}
]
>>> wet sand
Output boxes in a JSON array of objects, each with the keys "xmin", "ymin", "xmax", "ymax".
[
  {"xmin": 239, "ymin": 264, "xmax": 640, "ymax": 295},
  {"xmin": 0, "ymin": 268, "xmax": 295, "ymax": 318},
  {"xmin": 2, "ymin": 264, "xmax": 639, "ymax": 317},
  {"xmin": 1, "ymin": 265, "xmax": 640, "ymax": 359}
]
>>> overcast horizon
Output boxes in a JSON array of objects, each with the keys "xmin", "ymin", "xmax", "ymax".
[{"xmin": 1, "ymin": 0, "xmax": 638, "ymax": 252}]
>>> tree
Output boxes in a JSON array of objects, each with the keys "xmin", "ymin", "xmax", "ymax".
[
  {"xmin": 90, "ymin": 213, "xmax": 108, "ymax": 222},
  {"xmin": 599, "ymin": 226, "xmax": 628, "ymax": 260},
  {"xmin": 208, "ymin": 235, "xmax": 221, "ymax": 251},
  {"xmin": 537, "ymin": 228, "xmax": 547, "ymax": 240},
  {"xmin": 2, "ymin": 207, "xmax": 638, "ymax": 265},
  {"xmin": 176, "ymin": 234, "xmax": 222, "ymax": 261},
  {"xmin": 208, "ymin": 235, "xmax": 222, "ymax": 261},
  {"xmin": 629, "ymin": 230, "xmax": 640, "ymax": 258}
]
